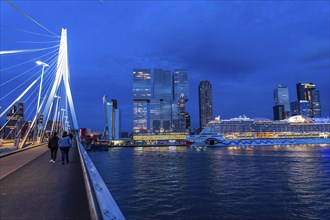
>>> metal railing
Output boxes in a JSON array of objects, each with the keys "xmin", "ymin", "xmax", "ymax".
[{"xmin": 76, "ymin": 137, "xmax": 125, "ymax": 220}]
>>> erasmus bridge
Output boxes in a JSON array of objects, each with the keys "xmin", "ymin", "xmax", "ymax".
[{"xmin": 0, "ymin": 1, "xmax": 124, "ymax": 219}]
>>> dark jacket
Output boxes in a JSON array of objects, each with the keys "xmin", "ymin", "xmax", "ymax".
[{"xmin": 48, "ymin": 136, "xmax": 59, "ymax": 149}]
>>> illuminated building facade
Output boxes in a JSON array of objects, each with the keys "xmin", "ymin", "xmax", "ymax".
[
  {"xmin": 291, "ymin": 100, "xmax": 311, "ymax": 117},
  {"xmin": 133, "ymin": 69, "xmax": 189, "ymax": 135},
  {"xmin": 185, "ymin": 112, "xmax": 191, "ymax": 131},
  {"xmin": 102, "ymin": 96, "xmax": 121, "ymax": 140},
  {"xmin": 151, "ymin": 69, "xmax": 173, "ymax": 132},
  {"xmin": 173, "ymin": 69, "xmax": 189, "ymax": 101},
  {"xmin": 199, "ymin": 80, "xmax": 213, "ymax": 129},
  {"xmin": 296, "ymin": 83, "xmax": 322, "ymax": 117},
  {"xmin": 3, "ymin": 102, "xmax": 24, "ymax": 139},
  {"xmin": 172, "ymin": 69, "xmax": 189, "ymax": 132},
  {"xmin": 133, "ymin": 69, "xmax": 151, "ymax": 133},
  {"xmin": 273, "ymin": 105, "xmax": 285, "ymax": 120},
  {"xmin": 273, "ymin": 84, "xmax": 290, "ymax": 119}
]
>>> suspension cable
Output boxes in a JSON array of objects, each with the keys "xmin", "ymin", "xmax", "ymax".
[
  {"xmin": 3, "ymin": 0, "xmax": 60, "ymax": 38},
  {"xmin": 3, "ymin": 62, "xmax": 57, "ymax": 138},
  {"xmin": 0, "ymin": 46, "xmax": 59, "ymax": 72},
  {"xmin": 0, "ymin": 52, "xmax": 59, "ymax": 101},
  {"xmin": 0, "ymin": 24, "xmax": 60, "ymax": 39},
  {"xmin": 0, "ymin": 44, "xmax": 60, "ymax": 55},
  {"xmin": 0, "ymin": 49, "xmax": 59, "ymax": 86}
]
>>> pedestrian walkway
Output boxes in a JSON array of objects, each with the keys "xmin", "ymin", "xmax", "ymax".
[
  {"xmin": 0, "ymin": 144, "xmax": 49, "ymax": 179},
  {"xmin": 0, "ymin": 145, "xmax": 91, "ymax": 220}
]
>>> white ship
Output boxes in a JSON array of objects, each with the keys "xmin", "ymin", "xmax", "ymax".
[{"xmin": 187, "ymin": 115, "xmax": 330, "ymax": 147}]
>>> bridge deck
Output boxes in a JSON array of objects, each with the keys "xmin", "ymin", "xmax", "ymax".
[{"xmin": 0, "ymin": 144, "xmax": 91, "ymax": 220}]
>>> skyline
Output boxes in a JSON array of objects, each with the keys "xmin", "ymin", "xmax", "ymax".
[{"xmin": 1, "ymin": 1, "xmax": 329, "ymax": 132}]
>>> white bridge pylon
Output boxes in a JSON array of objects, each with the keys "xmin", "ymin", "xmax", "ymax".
[
  {"xmin": 42, "ymin": 28, "xmax": 79, "ymax": 131},
  {"xmin": 18, "ymin": 28, "xmax": 79, "ymax": 148}
]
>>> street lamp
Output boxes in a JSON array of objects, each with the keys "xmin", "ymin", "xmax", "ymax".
[
  {"xmin": 34, "ymin": 60, "xmax": 49, "ymax": 142},
  {"xmin": 50, "ymin": 95, "xmax": 61, "ymax": 136},
  {"xmin": 64, "ymin": 116, "xmax": 68, "ymax": 131},
  {"xmin": 35, "ymin": 61, "xmax": 49, "ymax": 113},
  {"xmin": 60, "ymin": 109, "xmax": 66, "ymax": 134}
]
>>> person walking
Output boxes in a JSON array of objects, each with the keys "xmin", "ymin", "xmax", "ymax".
[
  {"xmin": 48, "ymin": 132, "xmax": 59, "ymax": 163},
  {"xmin": 58, "ymin": 131, "xmax": 72, "ymax": 165}
]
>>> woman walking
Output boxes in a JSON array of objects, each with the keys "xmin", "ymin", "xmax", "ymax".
[
  {"xmin": 58, "ymin": 131, "xmax": 72, "ymax": 165},
  {"xmin": 48, "ymin": 132, "xmax": 59, "ymax": 163}
]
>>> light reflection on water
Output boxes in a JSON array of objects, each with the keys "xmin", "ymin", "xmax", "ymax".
[{"xmin": 89, "ymin": 145, "xmax": 330, "ymax": 219}]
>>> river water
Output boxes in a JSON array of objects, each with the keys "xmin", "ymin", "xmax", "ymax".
[{"xmin": 89, "ymin": 145, "xmax": 330, "ymax": 219}]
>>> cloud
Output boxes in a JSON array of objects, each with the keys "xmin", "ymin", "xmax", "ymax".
[{"xmin": 293, "ymin": 40, "xmax": 330, "ymax": 63}]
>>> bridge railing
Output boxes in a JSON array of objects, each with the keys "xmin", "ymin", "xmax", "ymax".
[{"xmin": 76, "ymin": 136, "xmax": 125, "ymax": 220}]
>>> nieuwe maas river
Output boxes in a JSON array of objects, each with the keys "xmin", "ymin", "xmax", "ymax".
[{"xmin": 89, "ymin": 145, "xmax": 330, "ymax": 219}]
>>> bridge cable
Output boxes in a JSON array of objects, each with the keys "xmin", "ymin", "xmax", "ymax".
[
  {"xmin": 0, "ymin": 49, "xmax": 59, "ymax": 86},
  {"xmin": 0, "ymin": 24, "xmax": 60, "ymax": 39},
  {"xmin": 0, "ymin": 52, "xmax": 59, "ymax": 101},
  {"xmin": 0, "ymin": 46, "xmax": 59, "ymax": 72},
  {"xmin": 0, "ymin": 44, "xmax": 60, "ymax": 55},
  {"xmin": 3, "ymin": 0, "xmax": 60, "ymax": 38},
  {"xmin": 4, "ymin": 64, "xmax": 57, "ymax": 139}
]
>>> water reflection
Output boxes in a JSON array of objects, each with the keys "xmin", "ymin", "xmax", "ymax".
[
  {"xmin": 90, "ymin": 145, "xmax": 330, "ymax": 220},
  {"xmin": 133, "ymin": 146, "xmax": 188, "ymax": 152}
]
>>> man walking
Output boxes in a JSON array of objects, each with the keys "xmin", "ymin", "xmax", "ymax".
[
  {"xmin": 48, "ymin": 132, "xmax": 59, "ymax": 163},
  {"xmin": 58, "ymin": 131, "xmax": 72, "ymax": 165}
]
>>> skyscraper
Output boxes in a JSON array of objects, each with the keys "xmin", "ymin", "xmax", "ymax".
[
  {"xmin": 273, "ymin": 84, "xmax": 290, "ymax": 120},
  {"xmin": 296, "ymin": 83, "xmax": 322, "ymax": 117},
  {"xmin": 173, "ymin": 69, "xmax": 189, "ymax": 101},
  {"xmin": 133, "ymin": 69, "xmax": 151, "ymax": 133},
  {"xmin": 291, "ymin": 100, "xmax": 311, "ymax": 117},
  {"xmin": 151, "ymin": 69, "xmax": 173, "ymax": 132},
  {"xmin": 173, "ymin": 69, "xmax": 188, "ymax": 132},
  {"xmin": 133, "ymin": 68, "xmax": 189, "ymax": 134},
  {"xmin": 102, "ymin": 96, "xmax": 121, "ymax": 140},
  {"xmin": 199, "ymin": 80, "xmax": 213, "ymax": 129},
  {"xmin": 273, "ymin": 105, "xmax": 285, "ymax": 120}
]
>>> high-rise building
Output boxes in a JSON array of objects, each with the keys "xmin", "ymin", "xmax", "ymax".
[
  {"xmin": 102, "ymin": 96, "xmax": 121, "ymax": 140},
  {"xmin": 296, "ymin": 83, "xmax": 321, "ymax": 117},
  {"xmin": 172, "ymin": 69, "xmax": 188, "ymax": 132},
  {"xmin": 311, "ymin": 90, "xmax": 321, "ymax": 118},
  {"xmin": 173, "ymin": 69, "xmax": 189, "ymax": 101},
  {"xmin": 133, "ymin": 69, "xmax": 151, "ymax": 133},
  {"xmin": 199, "ymin": 80, "xmax": 213, "ymax": 129},
  {"xmin": 151, "ymin": 69, "xmax": 173, "ymax": 133},
  {"xmin": 4, "ymin": 102, "xmax": 24, "ymax": 139},
  {"xmin": 291, "ymin": 100, "xmax": 311, "ymax": 117},
  {"xmin": 273, "ymin": 84, "xmax": 290, "ymax": 120},
  {"xmin": 273, "ymin": 105, "xmax": 285, "ymax": 120},
  {"xmin": 185, "ymin": 112, "xmax": 191, "ymax": 131},
  {"xmin": 133, "ymin": 68, "xmax": 189, "ymax": 134}
]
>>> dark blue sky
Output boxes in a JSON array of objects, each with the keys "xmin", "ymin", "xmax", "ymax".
[{"xmin": 1, "ymin": 1, "xmax": 329, "ymax": 132}]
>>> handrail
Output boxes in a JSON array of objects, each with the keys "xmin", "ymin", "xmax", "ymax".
[{"xmin": 76, "ymin": 137, "xmax": 125, "ymax": 220}]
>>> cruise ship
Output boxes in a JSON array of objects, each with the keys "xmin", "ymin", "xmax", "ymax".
[{"xmin": 187, "ymin": 115, "xmax": 330, "ymax": 147}]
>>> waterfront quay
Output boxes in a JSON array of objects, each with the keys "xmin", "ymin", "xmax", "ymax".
[{"xmin": 0, "ymin": 144, "xmax": 91, "ymax": 220}]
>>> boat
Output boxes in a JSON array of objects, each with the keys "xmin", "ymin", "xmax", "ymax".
[{"xmin": 187, "ymin": 115, "xmax": 330, "ymax": 147}]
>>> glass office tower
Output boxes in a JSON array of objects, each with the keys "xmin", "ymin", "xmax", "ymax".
[
  {"xmin": 291, "ymin": 100, "xmax": 311, "ymax": 117},
  {"xmin": 133, "ymin": 69, "xmax": 151, "ymax": 133},
  {"xmin": 312, "ymin": 90, "xmax": 321, "ymax": 117},
  {"xmin": 173, "ymin": 69, "xmax": 189, "ymax": 101},
  {"xmin": 273, "ymin": 84, "xmax": 290, "ymax": 120},
  {"xmin": 173, "ymin": 69, "xmax": 188, "ymax": 132},
  {"xmin": 133, "ymin": 68, "xmax": 189, "ymax": 134},
  {"xmin": 199, "ymin": 80, "xmax": 213, "ymax": 129},
  {"xmin": 151, "ymin": 69, "xmax": 172, "ymax": 133},
  {"xmin": 102, "ymin": 96, "xmax": 120, "ymax": 140},
  {"xmin": 296, "ymin": 83, "xmax": 322, "ymax": 117}
]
